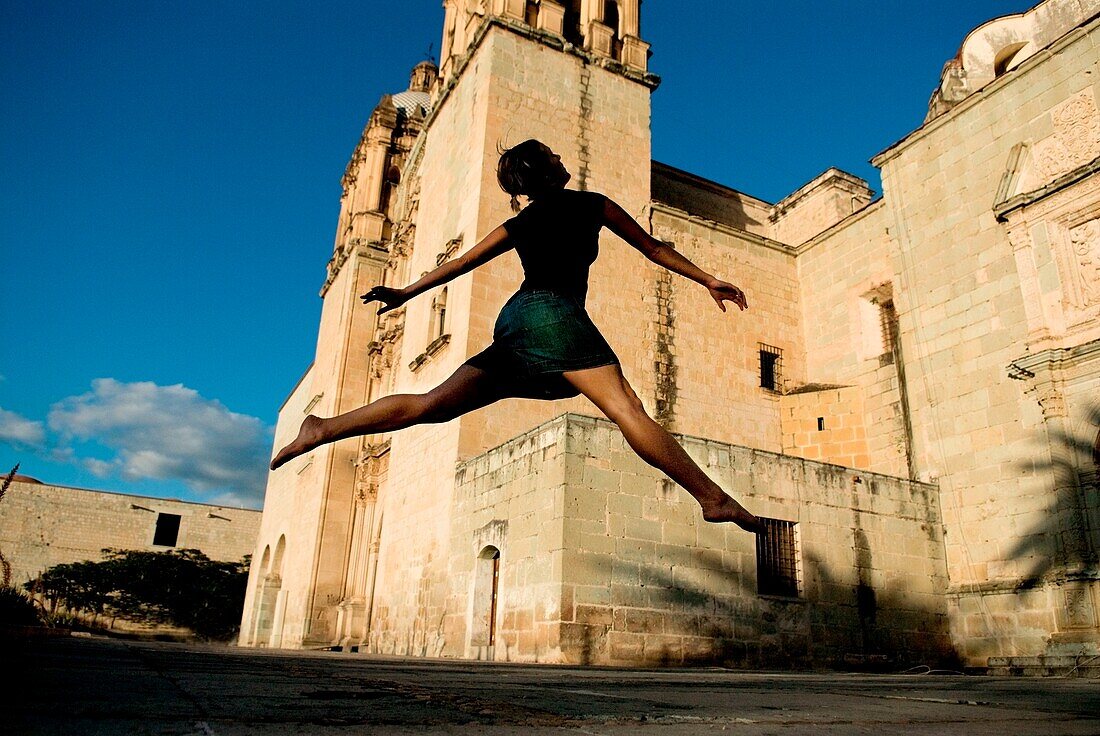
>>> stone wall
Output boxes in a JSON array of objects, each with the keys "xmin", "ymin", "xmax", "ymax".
[
  {"xmin": 363, "ymin": 22, "xmax": 658, "ymax": 656},
  {"xmin": 456, "ymin": 24, "xmax": 657, "ymax": 458},
  {"xmin": 239, "ymin": 367, "xmax": 320, "ymax": 647},
  {"xmin": 870, "ymin": 16, "xmax": 1100, "ymax": 662},
  {"xmin": 770, "ymin": 169, "xmax": 875, "ymax": 248},
  {"xmin": 439, "ymin": 413, "xmax": 954, "ymax": 668},
  {"xmin": 649, "ymin": 205, "xmax": 802, "ymax": 447},
  {"xmin": 780, "ymin": 385, "xmax": 871, "ymax": 469},
  {"xmin": 794, "ymin": 201, "xmax": 913, "ymax": 480},
  {"xmin": 0, "ymin": 481, "xmax": 260, "ymax": 588}
]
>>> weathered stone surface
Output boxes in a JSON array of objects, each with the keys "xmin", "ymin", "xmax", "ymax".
[
  {"xmin": 245, "ymin": 1, "xmax": 1100, "ymax": 671},
  {"xmin": 0, "ymin": 481, "xmax": 259, "ymax": 587}
]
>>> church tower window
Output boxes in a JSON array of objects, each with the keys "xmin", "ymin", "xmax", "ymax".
[
  {"xmin": 430, "ymin": 287, "xmax": 449, "ymax": 342},
  {"xmin": 562, "ymin": 0, "xmax": 583, "ymax": 46},
  {"xmin": 604, "ymin": 1, "xmax": 622, "ymax": 58}
]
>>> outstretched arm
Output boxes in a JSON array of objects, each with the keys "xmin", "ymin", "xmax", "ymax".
[
  {"xmin": 362, "ymin": 225, "xmax": 514, "ymax": 314},
  {"xmin": 601, "ymin": 197, "xmax": 748, "ymax": 312}
]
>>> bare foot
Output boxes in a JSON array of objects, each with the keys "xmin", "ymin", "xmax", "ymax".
[
  {"xmin": 701, "ymin": 494, "xmax": 765, "ymax": 534},
  {"xmin": 270, "ymin": 415, "xmax": 325, "ymax": 471}
]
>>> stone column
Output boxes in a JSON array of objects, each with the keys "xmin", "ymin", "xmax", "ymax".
[
  {"xmin": 492, "ymin": 0, "xmax": 525, "ymax": 20},
  {"xmin": 440, "ymin": 0, "xmax": 458, "ymax": 76},
  {"xmin": 348, "ymin": 131, "xmax": 392, "ymax": 243},
  {"xmin": 619, "ymin": 0, "xmax": 638, "ymax": 36},
  {"xmin": 270, "ymin": 589, "xmax": 288, "ymax": 648},
  {"xmin": 538, "ymin": 0, "xmax": 564, "ymax": 34},
  {"xmin": 580, "ymin": 1, "xmax": 613, "ymax": 57},
  {"xmin": 621, "ymin": 36, "xmax": 649, "ymax": 71}
]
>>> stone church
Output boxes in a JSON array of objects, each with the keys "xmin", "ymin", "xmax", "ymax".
[{"xmin": 240, "ymin": 0, "xmax": 1100, "ymax": 670}]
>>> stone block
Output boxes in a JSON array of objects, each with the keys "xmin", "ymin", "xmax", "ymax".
[
  {"xmin": 607, "ymin": 630, "xmax": 646, "ymax": 661},
  {"xmin": 661, "ymin": 521, "xmax": 696, "ymax": 547}
]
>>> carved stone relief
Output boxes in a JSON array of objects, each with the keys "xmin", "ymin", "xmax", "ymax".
[
  {"xmin": 1065, "ymin": 218, "xmax": 1099, "ymax": 308},
  {"xmin": 1063, "ymin": 584, "xmax": 1098, "ymax": 629},
  {"xmin": 1032, "ymin": 377, "xmax": 1069, "ymax": 420},
  {"xmin": 999, "ymin": 160, "xmax": 1100, "ymax": 347},
  {"xmin": 1033, "ymin": 90, "xmax": 1100, "ymax": 183}
]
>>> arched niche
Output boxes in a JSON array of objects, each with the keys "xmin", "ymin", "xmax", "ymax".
[{"xmin": 470, "ymin": 546, "xmax": 502, "ymax": 652}]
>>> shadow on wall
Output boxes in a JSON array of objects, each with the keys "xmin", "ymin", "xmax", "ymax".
[
  {"xmin": 568, "ymin": 544, "xmax": 957, "ymax": 671},
  {"xmin": 1011, "ymin": 403, "xmax": 1100, "ymax": 589},
  {"xmin": 650, "ymin": 161, "xmax": 760, "ymax": 233}
]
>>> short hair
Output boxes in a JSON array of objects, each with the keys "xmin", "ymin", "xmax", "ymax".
[{"xmin": 497, "ymin": 139, "xmax": 557, "ymax": 211}]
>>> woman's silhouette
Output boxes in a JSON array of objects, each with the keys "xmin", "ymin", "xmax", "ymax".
[{"xmin": 272, "ymin": 139, "xmax": 762, "ymax": 533}]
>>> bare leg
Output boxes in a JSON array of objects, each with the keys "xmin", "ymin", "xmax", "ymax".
[
  {"xmin": 271, "ymin": 364, "xmax": 507, "ymax": 470},
  {"xmin": 561, "ymin": 363, "xmax": 763, "ymax": 533}
]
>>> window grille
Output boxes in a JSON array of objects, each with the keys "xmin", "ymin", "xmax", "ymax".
[
  {"xmin": 758, "ymin": 343, "xmax": 782, "ymax": 392},
  {"xmin": 488, "ymin": 552, "xmax": 500, "ymax": 647},
  {"xmin": 878, "ymin": 299, "xmax": 898, "ymax": 363},
  {"xmin": 153, "ymin": 513, "xmax": 181, "ymax": 547},
  {"xmin": 756, "ymin": 517, "xmax": 800, "ymax": 597}
]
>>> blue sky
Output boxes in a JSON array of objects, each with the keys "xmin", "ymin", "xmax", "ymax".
[{"xmin": 1, "ymin": 1, "xmax": 1025, "ymax": 508}]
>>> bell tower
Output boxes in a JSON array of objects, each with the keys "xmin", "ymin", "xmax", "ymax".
[
  {"xmin": 244, "ymin": 0, "xmax": 661, "ymax": 655},
  {"xmin": 351, "ymin": 0, "xmax": 662, "ymax": 656},
  {"xmin": 439, "ymin": 1, "xmax": 650, "ymax": 82}
]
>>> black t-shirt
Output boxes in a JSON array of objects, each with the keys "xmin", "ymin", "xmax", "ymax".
[{"xmin": 502, "ymin": 189, "xmax": 607, "ymax": 305}]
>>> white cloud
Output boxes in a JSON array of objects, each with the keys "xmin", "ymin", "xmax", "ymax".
[
  {"xmin": 82, "ymin": 457, "xmax": 114, "ymax": 477},
  {"xmin": 49, "ymin": 379, "xmax": 273, "ymax": 506},
  {"xmin": 0, "ymin": 407, "xmax": 46, "ymax": 448}
]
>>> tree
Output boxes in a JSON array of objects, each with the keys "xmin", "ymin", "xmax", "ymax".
[
  {"xmin": 27, "ymin": 548, "xmax": 250, "ymax": 640},
  {"xmin": 0, "ymin": 464, "xmax": 18, "ymax": 588}
]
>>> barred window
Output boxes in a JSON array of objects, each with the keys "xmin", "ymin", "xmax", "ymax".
[
  {"xmin": 756, "ymin": 517, "xmax": 800, "ymax": 597},
  {"xmin": 878, "ymin": 298, "xmax": 899, "ymax": 364},
  {"xmin": 759, "ymin": 343, "xmax": 782, "ymax": 392}
]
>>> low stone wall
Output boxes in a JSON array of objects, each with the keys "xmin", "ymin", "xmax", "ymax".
[
  {"xmin": 0, "ymin": 481, "xmax": 260, "ymax": 587},
  {"xmin": 447, "ymin": 412, "xmax": 955, "ymax": 668}
]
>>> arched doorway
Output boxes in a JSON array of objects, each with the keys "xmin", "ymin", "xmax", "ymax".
[
  {"xmin": 469, "ymin": 546, "xmax": 501, "ymax": 658},
  {"xmin": 251, "ymin": 536, "xmax": 287, "ymax": 647}
]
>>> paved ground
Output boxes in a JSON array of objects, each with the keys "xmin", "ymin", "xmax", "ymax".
[{"xmin": 6, "ymin": 636, "xmax": 1099, "ymax": 735}]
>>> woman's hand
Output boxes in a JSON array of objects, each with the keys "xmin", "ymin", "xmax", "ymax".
[
  {"xmin": 361, "ymin": 285, "xmax": 410, "ymax": 315},
  {"xmin": 705, "ymin": 278, "xmax": 748, "ymax": 312}
]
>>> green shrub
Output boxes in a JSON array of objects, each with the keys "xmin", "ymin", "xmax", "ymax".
[{"xmin": 0, "ymin": 585, "xmax": 42, "ymax": 627}]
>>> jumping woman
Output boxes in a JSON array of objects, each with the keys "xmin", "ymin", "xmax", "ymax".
[{"xmin": 271, "ymin": 139, "xmax": 762, "ymax": 534}]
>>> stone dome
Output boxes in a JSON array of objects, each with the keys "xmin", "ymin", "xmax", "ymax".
[{"xmin": 391, "ymin": 89, "xmax": 431, "ymax": 118}]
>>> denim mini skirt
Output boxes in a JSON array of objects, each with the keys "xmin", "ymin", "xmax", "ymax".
[{"xmin": 464, "ymin": 288, "xmax": 620, "ymax": 400}]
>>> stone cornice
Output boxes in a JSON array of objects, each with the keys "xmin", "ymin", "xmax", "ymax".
[
  {"xmin": 408, "ymin": 333, "xmax": 452, "ymax": 372},
  {"xmin": 792, "ymin": 198, "xmax": 886, "ymax": 256},
  {"xmin": 1008, "ymin": 337, "xmax": 1100, "ymax": 376},
  {"xmin": 994, "ymin": 155, "xmax": 1100, "ymax": 221},
  {"xmin": 650, "ymin": 202, "xmax": 794, "ymax": 256},
  {"xmin": 770, "ymin": 168, "xmax": 873, "ymax": 223},
  {"xmin": 946, "ymin": 567, "xmax": 1100, "ymax": 597},
  {"xmin": 455, "ymin": 411, "xmax": 939, "ymax": 493}
]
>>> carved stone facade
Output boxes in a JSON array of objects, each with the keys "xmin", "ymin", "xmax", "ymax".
[{"xmin": 242, "ymin": 2, "xmax": 1100, "ymax": 669}]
